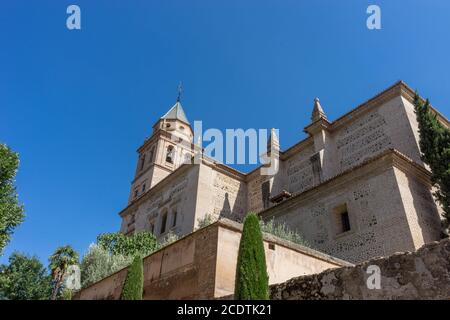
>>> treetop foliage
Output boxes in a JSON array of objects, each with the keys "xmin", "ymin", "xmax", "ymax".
[
  {"xmin": 0, "ymin": 144, "xmax": 25, "ymax": 255},
  {"xmin": 97, "ymin": 231, "xmax": 160, "ymax": 258},
  {"xmin": 413, "ymin": 92, "xmax": 450, "ymax": 230}
]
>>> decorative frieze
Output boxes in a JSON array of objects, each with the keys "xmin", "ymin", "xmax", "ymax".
[{"xmin": 337, "ymin": 112, "xmax": 392, "ymax": 171}]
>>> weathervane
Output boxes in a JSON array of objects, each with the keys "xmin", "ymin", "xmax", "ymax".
[{"xmin": 176, "ymin": 82, "xmax": 183, "ymax": 102}]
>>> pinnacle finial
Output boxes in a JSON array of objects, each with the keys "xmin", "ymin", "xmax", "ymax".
[
  {"xmin": 267, "ymin": 128, "xmax": 280, "ymax": 153},
  {"xmin": 311, "ymin": 97, "xmax": 327, "ymax": 122}
]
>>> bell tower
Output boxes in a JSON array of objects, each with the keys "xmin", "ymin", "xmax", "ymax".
[{"xmin": 128, "ymin": 96, "xmax": 194, "ymax": 204}]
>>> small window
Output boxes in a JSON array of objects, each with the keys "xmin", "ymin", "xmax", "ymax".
[
  {"xmin": 166, "ymin": 146, "xmax": 174, "ymax": 164},
  {"xmin": 172, "ymin": 211, "xmax": 178, "ymax": 227},
  {"xmin": 142, "ymin": 183, "xmax": 146, "ymax": 192},
  {"xmin": 334, "ymin": 204, "xmax": 351, "ymax": 234},
  {"xmin": 160, "ymin": 212, "xmax": 168, "ymax": 234},
  {"xmin": 134, "ymin": 189, "xmax": 139, "ymax": 198},
  {"xmin": 269, "ymin": 243, "xmax": 275, "ymax": 250},
  {"xmin": 341, "ymin": 211, "xmax": 351, "ymax": 232}
]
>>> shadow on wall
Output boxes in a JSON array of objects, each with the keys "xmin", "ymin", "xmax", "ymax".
[{"xmin": 218, "ymin": 182, "xmax": 247, "ymax": 223}]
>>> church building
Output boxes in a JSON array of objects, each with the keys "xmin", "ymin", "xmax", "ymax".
[{"xmin": 119, "ymin": 81, "xmax": 448, "ymax": 264}]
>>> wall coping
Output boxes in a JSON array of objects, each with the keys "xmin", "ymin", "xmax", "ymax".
[
  {"xmin": 76, "ymin": 216, "xmax": 351, "ymax": 296},
  {"xmin": 215, "ymin": 218, "xmax": 353, "ymax": 267}
]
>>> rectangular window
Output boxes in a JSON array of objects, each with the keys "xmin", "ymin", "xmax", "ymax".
[
  {"xmin": 333, "ymin": 204, "xmax": 351, "ymax": 234},
  {"xmin": 142, "ymin": 183, "xmax": 146, "ymax": 192},
  {"xmin": 134, "ymin": 189, "xmax": 139, "ymax": 198},
  {"xmin": 341, "ymin": 211, "xmax": 351, "ymax": 232},
  {"xmin": 172, "ymin": 211, "xmax": 177, "ymax": 227},
  {"xmin": 160, "ymin": 213, "xmax": 167, "ymax": 234}
]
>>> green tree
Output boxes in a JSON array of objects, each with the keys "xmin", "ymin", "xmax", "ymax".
[
  {"xmin": 414, "ymin": 92, "xmax": 450, "ymax": 230},
  {"xmin": 48, "ymin": 245, "xmax": 79, "ymax": 300},
  {"xmin": 234, "ymin": 213, "xmax": 269, "ymax": 300},
  {"xmin": 0, "ymin": 144, "xmax": 25, "ymax": 255},
  {"xmin": 0, "ymin": 252, "xmax": 52, "ymax": 300},
  {"xmin": 97, "ymin": 231, "xmax": 160, "ymax": 257},
  {"xmin": 80, "ymin": 244, "xmax": 132, "ymax": 288},
  {"xmin": 120, "ymin": 255, "xmax": 143, "ymax": 300}
]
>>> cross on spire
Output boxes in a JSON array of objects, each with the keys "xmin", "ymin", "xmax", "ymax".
[{"xmin": 176, "ymin": 82, "xmax": 183, "ymax": 102}]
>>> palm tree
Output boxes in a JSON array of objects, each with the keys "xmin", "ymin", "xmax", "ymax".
[{"xmin": 48, "ymin": 245, "xmax": 79, "ymax": 300}]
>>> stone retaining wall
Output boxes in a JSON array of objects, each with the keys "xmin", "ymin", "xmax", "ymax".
[{"xmin": 270, "ymin": 238, "xmax": 450, "ymax": 300}]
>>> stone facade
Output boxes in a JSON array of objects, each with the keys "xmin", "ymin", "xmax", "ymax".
[
  {"xmin": 74, "ymin": 219, "xmax": 347, "ymax": 300},
  {"xmin": 259, "ymin": 150, "xmax": 442, "ymax": 263},
  {"xmin": 270, "ymin": 238, "xmax": 450, "ymax": 300},
  {"xmin": 119, "ymin": 81, "xmax": 448, "ymax": 264}
]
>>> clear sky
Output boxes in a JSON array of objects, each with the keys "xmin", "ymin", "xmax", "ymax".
[{"xmin": 1, "ymin": 0, "xmax": 450, "ymax": 264}]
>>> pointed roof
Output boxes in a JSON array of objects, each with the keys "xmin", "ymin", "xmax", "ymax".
[
  {"xmin": 161, "ymin": 101, "xmax": 190, "ymax": 124},
  {"xmin": 311, "ymin": 97, "xmax": 327, "ymax": 122}
]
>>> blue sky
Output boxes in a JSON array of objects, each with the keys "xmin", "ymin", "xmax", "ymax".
[{"xmin": 1, "ymin": 0, "xmax": 450, "ymax": 264}]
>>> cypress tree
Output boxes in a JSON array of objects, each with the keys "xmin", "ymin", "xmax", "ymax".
[
  {"xmin": 120, "ymin": 255, "xmax": 144, "ymax": 300},
  {"xmin": 414, "ymin": 92, "xmax": 450, "ymax": 231},
  {"xmin": 234, "ymin": 213, "xmax": 269, "ymax": 300}
]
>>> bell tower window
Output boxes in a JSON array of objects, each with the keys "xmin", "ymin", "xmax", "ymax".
[
  {"xmin": 148, "ymin": 147, "xmax": 155, "ymax": 164},
  {"xmin": 140, "ymin": 154, "xmax": 146, "ymax": 171},
  {"xmin": 166, "ymin": 146, "xmax": 174, "ymax": 164}
]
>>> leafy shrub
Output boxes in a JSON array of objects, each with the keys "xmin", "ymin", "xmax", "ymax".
[
  {"xmin": 196, "ymin": 213, "xmax": 216, "ymax": 229},
  {"xmin": 260, "ymin": 219, "xmax": 308, "ymax": 246},
  {"xmin": 80, "ymin": 244, "xmax": 132, "ymax": 288},
  {"xmin": 160, "ymin": 231, "xmax": 180, "ymax": 247}
]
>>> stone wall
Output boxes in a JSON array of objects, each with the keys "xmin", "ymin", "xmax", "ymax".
[
  {"xmin": 74, "ymin": 219, "xmax": 348, "ymax": 300},
  {"xmin": 120, "ymin": 164, "xmax": 201, "ymax": 239},
  {"xmin": 270, "ymin": 238, "xmax": 450, "ymax": 300},
  {"xmin": 195, "ymin": 163, "xmax": 247, "ymax": 226}
]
